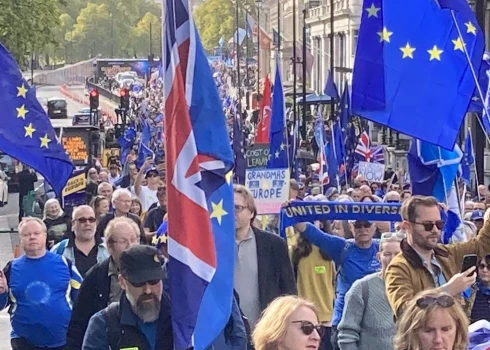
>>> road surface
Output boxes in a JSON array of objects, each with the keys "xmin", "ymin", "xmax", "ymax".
[{"xmin": 0, "ymin": 85, "xmax": 91, "ymax": 347}]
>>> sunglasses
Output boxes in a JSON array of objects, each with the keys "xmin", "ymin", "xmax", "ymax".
[
  {"xmin": 411, "ymin": 220, "xmax": 445, "ymax": 231},
  {"xmin": 76, "ymin": 217, "xmax": 97, "ymax": 224},
  {"xmin": 292, "ymin": 321, "xmax": 325, "ymax": 337},
  {"xmin": 479, "ymin": 263, "xmax": 490, "ymax": 271},
  {"xmin": 386, "ymin": 199, "xmax": 399, "ymax": 203},
  {"xmin": 416, "ymin": 295, "xmax": 455, "ymax": 309},
  {"xmin": 354, "ymin": 221, "xmax": 372, "ymax": 229},
  {"xmin": 130, "ymin": 279, "xmax": 161, "ymax": 288},
  {"xmin": 380, "ymin": 231, "xmax": 406, "ymax": 240}
]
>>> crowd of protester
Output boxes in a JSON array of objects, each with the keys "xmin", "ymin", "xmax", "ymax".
[{"xmin": 2, "ymin": 64, "xmax": 490, "ymax": 350}]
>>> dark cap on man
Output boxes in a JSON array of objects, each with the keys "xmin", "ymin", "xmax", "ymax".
[
  {"xmin": 120, "ymin": 245, "xmax": 164, "ymax": 285},
  {"xmin": 145, "ymin": 166, "xmax": 159, "ymax": 179}
]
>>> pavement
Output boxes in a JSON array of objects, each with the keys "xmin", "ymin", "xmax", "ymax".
[{"xmin": 0, "ymin": 85, "xmax": 92, "ymax": 347}]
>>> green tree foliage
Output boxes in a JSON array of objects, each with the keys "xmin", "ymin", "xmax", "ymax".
[
  {"xmin": 0, "ymin": 0, "xmax": 163, "ymax": 66},
  {"xmin": 194, "ymin": 0, "xmax": 256, "ymax": 51},
  {"xmin": 0, "ymin": 0, "xmax": 63, "ymax": 65}
]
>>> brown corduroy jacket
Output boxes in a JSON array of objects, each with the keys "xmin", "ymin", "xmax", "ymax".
[{"xmin": 385, "ymin": 220, "xmax": 490, "ymax": 318}]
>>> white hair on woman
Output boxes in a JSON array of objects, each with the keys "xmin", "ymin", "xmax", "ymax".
[{"xmin": 43, "ymin": 198, "xmax": 64, "ymax": 220}]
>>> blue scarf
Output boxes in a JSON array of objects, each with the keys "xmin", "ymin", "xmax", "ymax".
[{"xmin": 279, "ymin": 201, "xmax": 402, "ymax": 238}]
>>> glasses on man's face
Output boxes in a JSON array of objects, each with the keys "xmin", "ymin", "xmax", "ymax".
[
  {"xmin": 117, "ymin": 199, "xmax": 132, "ymax": 204},
  {"xmin": 76, "ymin": 217, "xmax": 97, "ymax": 224},
  {"xmin": 354, "ymin": 221, "xmax": 372, "ymax": 229},
  {"xmin": 411, "ymin": 220, "xmax": 445, "ymax": 231},
  {"xmin": 291, "ymin": 321, "xmax": 325, "ymax": 337},
  {"xmin": 386, "ymin": 199, "xmax": 400, "ymax": 203},
  {"xmin": 130, "ymin": 279, "xmax": 160, "ymax": 288},
  {"xmin": 479, "ymin": 263, "xmax": 490, "ymax": 271},
  {"xmin": 235, "ymin": 205, "xmax": 247, "ymax": 213},
  {"xmin": 416, "ymin": 295, "xmax": 455, "ymax": 309}
]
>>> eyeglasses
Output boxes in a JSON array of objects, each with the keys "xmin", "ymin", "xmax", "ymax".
[
  {"xmin": 416, "ymin": 295, "xmax": 455, "ymax": 309},
  {"xmin": 411, "ymin": 220, "xmax": 445, "ymax": 231},
  {"xmin": 130, "ymin": 279, "xmax": 161, "ymax": 288},
  {"xmin": 291, "ymin": 321, "xmax": 325, "ymax": 337},
  {"xmin": 235, "ymin": 205, "xmax": 247, "ymax": 213},
  {"xmin": 479, "ymin": 263, "xmax": 490, "ymax": 271},
  {"xmin": 354, "ymin": 221, "xmax": 372, "ymax": 229},
  {"xmin": 76, "ymin": 217, "xmax": 97, "ymax": 224},
  {"xmin": 386, "ymin": 199, "xmax": 400, "ymax": 203}
]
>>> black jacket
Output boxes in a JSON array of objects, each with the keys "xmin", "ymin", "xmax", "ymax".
[
  {"xmin": 66, "ymin": 258, "xmax": 111, "ymax": 350},
  {"xmin": 95, "ymin": 212, "xmax": 147, "ymax": 244},
  {"xmin": 252, "ymin": 227, "xmax": 297, "ymax": 311}
]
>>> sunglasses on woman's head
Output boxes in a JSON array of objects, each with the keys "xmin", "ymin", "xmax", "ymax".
[
  {"xmin": 416, "ymin": 295, "xmax": 454, "ymax": 309},
  {"xmin": 291, "ymin": 321, "xmax": 325, "ymax": 337}
]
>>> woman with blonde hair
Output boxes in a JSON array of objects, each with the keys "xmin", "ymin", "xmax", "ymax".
[
  {"xmin": 253, "ymin": 295, "xmax": 323, "ymax": 350},
  {"xmin": 394, "ymin": 289, "xmax": 469, "ymax": 350}
]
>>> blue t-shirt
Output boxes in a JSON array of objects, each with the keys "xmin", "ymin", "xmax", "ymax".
[
  {"xmin": 303, "ymin": 223, "xmax": 381, "ymax": 325},
  {"xmin": 0, "ymin": 252, "xmax": 82, "ymax": 347},
  {"xmin": 137, "ymin": 318, "xmax": 157, "ymax": 350}
]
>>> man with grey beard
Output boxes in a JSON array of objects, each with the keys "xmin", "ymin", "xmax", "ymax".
[{"xmin": 82, "ymin": 245, "xmax": 173, "ymax": 350}]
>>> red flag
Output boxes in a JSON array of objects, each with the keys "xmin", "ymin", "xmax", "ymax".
[{"xmin": 256, "ymin": 76, "xmax": 272, "ymax": 144}]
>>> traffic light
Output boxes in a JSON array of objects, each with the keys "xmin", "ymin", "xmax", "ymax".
[
  {"xmin": 89, "ymin": 89, "xmax": 99, "ymax": 111},
  {"xmin": 120, "ymin": 88, "xmax": 130, "ymax": 110}
]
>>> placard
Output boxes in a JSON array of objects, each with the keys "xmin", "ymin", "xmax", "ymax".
[
  {"xmin": 62, "ymin": 171, "xmax": 87, "ymax": 197},
  {"xmin": 246, "ymin": 168, "xmax": 290, "ymax": 214},
  {"xmin": 358, "ymin": 161, "xmax": 385, "ymax": 183},
  {"xmin": 62, "ymin": 131, "xmax": 90, "ymax": 166},
  {"xmin": 245, "ymin": 143, "xmax": 270, "ymax": 169}
]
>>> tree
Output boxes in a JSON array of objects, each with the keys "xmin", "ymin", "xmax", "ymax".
[
  {"xmin": 194, "ymin": 0, "xmax": 255, "ymax": 51},
  {"xmin": 0, "ymin": 0, "xmax": 63, "ymax": 66},
  {"xmin": 130, "ymin": 12, "xmax": 162, "ymax": 58}
]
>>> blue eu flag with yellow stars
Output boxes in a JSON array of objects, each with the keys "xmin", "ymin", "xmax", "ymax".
[
  {"xmin": 0, "ymin": 43, "xmax": 74, "ymax": 194},
  {"xmin": 352, "ymin": 0, "xmax": 484, "ymax": 150}
]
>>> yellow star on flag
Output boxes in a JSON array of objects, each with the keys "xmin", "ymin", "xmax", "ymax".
[
  {"xmin": 377, "ymin": 27, "xmax": 393, "ymax": 43},
  {"xmin": 16, "ymin": 104, "xmax": 29, "ymax": 119},
  {"xmin": 400, "ymin": 43, "xmax": 416, "ymax": 59},
  {"xmin": 210, "ymin": 200, "xmax": 228, "ymax": 225},
  {"xmin": 465, "ymin": 21, "xmax": 477, "ymax": 35},
  {"xmin": 17, "ymin": 84, "xmax": 28, "ymax": 98},
  {"xmin": 427, "ymin": 45, "xmax": 443, "ymax": 61},
  {"xmin": 40, "ymin": 134, "xmax": 51, "ymax": 148},
  {"xmin": 24, "ymin": 123, "xmax": 36, "ymax": 138},
  {"xmin": 225, "ymin": 170, "xmax": 233, "ymax": 185},
  {"xmin": 365, "ymin": 3, "xmax": 381, "ymax": 18},
  {"xmin": 451, "ymin": 37, "xmax": 465, "ymax": 52}
]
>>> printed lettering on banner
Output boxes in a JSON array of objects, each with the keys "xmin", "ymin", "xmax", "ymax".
[
  {"xmin": 245, "ymin": 168, "xmax": 290, "ymax": 214},
  {"xmin": 358, "ymin": 161, "xmax": 385, "ymax": 183}
]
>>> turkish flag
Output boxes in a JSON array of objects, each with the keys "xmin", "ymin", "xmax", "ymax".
[{"xmin": 256, "ymin": 76, "xmax": 272, "ymax": 144}]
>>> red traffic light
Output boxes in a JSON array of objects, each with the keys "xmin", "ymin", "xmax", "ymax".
[{"xmin": 90, "ymin": 89, "xmax": 99, "ymax": 97}]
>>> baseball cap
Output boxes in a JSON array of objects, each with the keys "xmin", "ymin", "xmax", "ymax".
[
  {"xmin": 471, "ymin": 210, "xmax": 484, "ymax": 221},
  {"xmin": 120, "ymin": 245, "xmax": 165, "ymax": 285},
  {"xmin": 145, "ymin": 166, "xmax": 159, "ymax": 178}
]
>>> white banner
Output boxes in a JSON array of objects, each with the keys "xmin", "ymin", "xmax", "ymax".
[{"xmin": 358, "ymin": 161, "xmax": 385, "ymax": 183}]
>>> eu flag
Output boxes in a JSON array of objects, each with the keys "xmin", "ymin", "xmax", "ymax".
[
  {"xmin": 267, "ymin": 58, "xmax": 288, "ymax": 169},
  {"xmin": 0, "ymin": 43, "xmax": 73, "ymax": 194},
  {"xmin": 467, "ymin": 54, "xmax": 490, "ymax": 112},
  {"xmin": 352, "ymin": 0, "xmax": 484, "ymax": 150}
]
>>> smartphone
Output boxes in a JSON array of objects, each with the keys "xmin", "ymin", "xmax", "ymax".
[{"xmin": 461, "ymin": 254, "xmax": 478, "ymax": 274}]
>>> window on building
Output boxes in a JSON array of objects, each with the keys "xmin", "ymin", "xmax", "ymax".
[{"xmin": 352, "ymin": 30, "xmax": 359, "ymax": 56}]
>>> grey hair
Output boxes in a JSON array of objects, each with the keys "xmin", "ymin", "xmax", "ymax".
[
  {"xmin": 111, "ymin": 188, "xmax": 132, "ymax": 205},
  {"xmin": 43, "ymin": 198, "xmax": 63, "ymax": 220}
]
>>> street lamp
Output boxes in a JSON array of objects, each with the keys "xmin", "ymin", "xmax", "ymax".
[
  {"xmin": 235, "ymin": 0, "xmax": 242, "ymax": 107},
  {"xmin": 256, "ymin": 0, "xmax": 262, "ymax": 94},
  {"xmin": 302, "ymin": 8, "xmax": 307, "ymax": 138}
]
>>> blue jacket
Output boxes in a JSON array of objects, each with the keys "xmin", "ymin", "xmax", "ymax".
[{"xmin": 208, "ymin": 296, "xmax": 248, "ymax": 350}]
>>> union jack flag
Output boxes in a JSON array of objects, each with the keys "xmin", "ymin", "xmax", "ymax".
[
  {"xmin": 355, "ymin": 131, "xmax": 384, "ymax": 163},
  {"xmin": 164, "ymin": 0, "xmax": 235, "ymax": 348}
]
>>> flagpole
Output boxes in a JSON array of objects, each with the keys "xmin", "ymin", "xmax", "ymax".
[
  {"xmin": 235, "ymin": 0, "xmax": 242, "ymax": 108},
  {"xmin": 330, "ymin": 120, "xmax": 341, "ymax": 192},
  {"xmin": 449, "ymin": 11, "xmax": 490, "ymax": 146},
  {"xmin": 468, "ymin": 127, "xmax": 481, "ymax": 201}
]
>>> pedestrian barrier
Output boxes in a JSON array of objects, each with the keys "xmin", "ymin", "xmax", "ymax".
[{"xmin": 60, "ymin": 85, "xmax": 117, "ymax": 123}]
